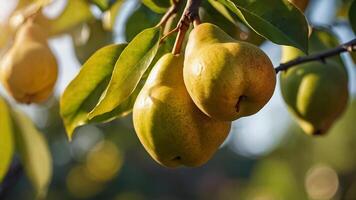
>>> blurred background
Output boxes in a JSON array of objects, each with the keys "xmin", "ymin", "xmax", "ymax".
[{"xmin": 0, "ymin": 0, "xmax": 356, "ymax": 199}]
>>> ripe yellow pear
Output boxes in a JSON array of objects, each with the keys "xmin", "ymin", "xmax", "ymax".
[
  {"xmin": 133, "ymin": 53, "xmax": 231, "ymax": 168},
  {"xmin": 280, "ymin": 47, "xmax": 349, "ymax": 135},
  {"xmin": 0, "ymin": 20, "xmax": 58, "ymax": 104},
  {"xmin": 184, "ymin": 23, "xmax": 276, "ymax": 121}
]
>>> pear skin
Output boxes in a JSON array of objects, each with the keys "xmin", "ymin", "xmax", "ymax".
[
  {"xmin": 184, "ymin": 23, "xmax": 276, "ymax": 121},
  {"xmin": 0, "ymin": 20, "xmax": 58, "ymax": 104},
  {"xmin": 133, "ymin": 53, "xmax": 231, "ymax": 168},
  {"xmin": 280, "ymin": 46, "xmax": 348, "ymax": 135}
]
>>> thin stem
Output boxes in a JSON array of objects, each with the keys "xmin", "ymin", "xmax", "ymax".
[
  {"xmin": 275, "ymin": 38, "xmax": 356, "ymax": 73},
  {"xmin": 172, "ymin": 0, "xmax": 202, "ymax": 55},
  {"xmin": 156, "ymin": 0, "xmax": 181, "ymax": 28}
]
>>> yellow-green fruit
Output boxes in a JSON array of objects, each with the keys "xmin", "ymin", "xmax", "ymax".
[
  {"xmin": 0, "ymin": 20, "xmax": 58, "ymax": 104},
  {"xmin": 133, "ymin": 53, "xmax": 231, "ymax": 168},
  {"xmin": 288, "ymin": 0, "xmax": 310, "ymax": 12},
  {"xmin": 280, "ymin": 47, "xmax": 349, "ymax": 135},
  {"xmin": 184, "ymin": 23, "xmax": 276, "ymax": 121}
]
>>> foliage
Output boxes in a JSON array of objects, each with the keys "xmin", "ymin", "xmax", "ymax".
[{"xmin": 0, "ymin": 0, "xmax": 356, "ymax": 199}]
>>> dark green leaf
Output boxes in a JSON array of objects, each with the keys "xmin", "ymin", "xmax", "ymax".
[
  {"xmin": 88, "ymin": 27, "xmax": 161, "ymax": 119},
  {"xmin": 0, "ymin": 96, "xmax": 14, "ymax": 182},
  {"xmin": 216, "ymin": 0, "xmax": 309, "ymax": 52}
]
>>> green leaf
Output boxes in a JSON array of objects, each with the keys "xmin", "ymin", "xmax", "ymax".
[
  {"xmin": 216, "ymin": 0, "xmax": 309, "ymax": 52},
  {"xmin": 141, "ymin": 0, "xmax": 171, "ymax": 14},
  {"xmin": 207, "ymin": 0, "xmax": 238, "ymax": 25},
  {"xmin": 91, "ymin": 30, "xmax": 176, "ymax": 123},
  {"xmin": 47, "ymin": 0, "xmax": 94, "ymax": 35},
  {"xmin": 60, "ymin": 44, "xmax": 127, "ymax": 139},
  {"xmin": 89, "ymin": 27, "xmax": 161, "ymax": 119},
  {"xmin": 0, "ymin": 96, "xmax": 14, "ymax": 183},
  {"xmin": 349, "ymin": 0, "xmax": 356, "ymax": 33},
  {"xmin": 89, "ymin": 81, "xmax": 143, "ymax": 123},
  {"xmin": 12, "ymin": 110, "xmax": 52, "ymax": 198}
]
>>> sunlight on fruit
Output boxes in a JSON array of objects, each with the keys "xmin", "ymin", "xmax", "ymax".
[
  {"xmin": 305, "ymin": 164, "xmax": 339, "ymax": 200},
  {"xmin": 85, "ymin": 140, "xmax": 123, "ymax": 182}
]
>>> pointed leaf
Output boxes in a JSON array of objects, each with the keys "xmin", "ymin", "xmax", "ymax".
[
  {"xmin": 88, "ymin": 27, "xmax": 161, "ymax": 118},
  {"xmin": 0, "ymin": 96, "xmax": 14, "ymax": 182},
  {"xmin": 89, "ymin": 81, "xmax": 143, "ymax": 123},
  {"xmin": 12, "ymin": 111, "xmax": 52, "ymax": 198},
  {"xmin": 207, "ymin": 0, "xmax": 238, "ymax": 25},
  {"xmin": 216, "ymin": 0, "xmax": 309, "ymax": 52},
  {"xmin": 60, "ymin": 44, "xmax": 127, "ymax": 139},
  {"xmin": 349, "ymin": 0, "xmax": 356, "ymax": 34}
]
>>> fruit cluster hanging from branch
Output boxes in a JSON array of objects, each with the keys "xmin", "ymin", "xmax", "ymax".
[
  {"xmin": 0, "ymin": 0, "xmax": 355, "ymax": 171},
  {"xmin": 59, "ymin": 0, "xmax": 354, "ymax": 167}
]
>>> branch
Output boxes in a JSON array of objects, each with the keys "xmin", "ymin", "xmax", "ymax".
[
  {"xmin": 156, "ymin": 0, "xmax": 181, "ymax": 28},
  {"xmin": 172, "ymin": 0, "xmax": 202, "ymax": 55},
  {"xmin": 275, "ymin": 38, "xmax": 356, "ymax": 73}
]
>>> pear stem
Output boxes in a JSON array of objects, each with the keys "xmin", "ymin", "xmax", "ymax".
[
  {"xmin": 156, "ymin": 0, "xmax": 181, "ymax": 29},
  {"xmin": 275, "ymin": 38, "xmax": 356, "ymax": 73},
  {"xmin": 171, "ymin": 0, "xmax": 202, "ymax": 55}
]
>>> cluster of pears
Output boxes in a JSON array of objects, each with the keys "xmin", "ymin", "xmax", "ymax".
[
  {"xmin": 0, "ymin": 19, "xmax": 58, "ymax": 104},
  {"xmin": 133, "ymin": 23, "xmax": 276, "ymax": 168}
]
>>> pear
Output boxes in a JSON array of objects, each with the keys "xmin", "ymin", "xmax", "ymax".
[
  {"xmin": 184, "ymin": 23, "xmax": 276, "ymax": 121},
  {"xmin": 280, "ymin": 47, "xmax": 349, "ymax": 135},
  {"xmin": 133, "ymin": 53, "xmax": 231, "ymax": 168},
  {"xmin": 0, "ymin": 20, "xmax": 58, "ymax": 104}
]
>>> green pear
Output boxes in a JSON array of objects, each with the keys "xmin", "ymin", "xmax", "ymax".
[
  {"xmin": 184, "ymin": 23, "xmax": 276, "ymax": 121},
  {"xmin": 280, "ymin": 47, "xmax": 349, "ymax": 135},
  {"xmin": 133, "ymin": 53, "xmax": 231, "ymax": 168},
  {"xmin": 0, "ymin": 20, "xmax": 58, "ymax": 104}
]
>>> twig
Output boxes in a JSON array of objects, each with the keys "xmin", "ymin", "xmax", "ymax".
[
  {"xmin": 156, "ymin": 0, "xmax": 181, "ymax": 28},
  {"xmin": 275, "ymin": 38, "xmax": 356, "ymax": 73},
  {"xmin": 172, "ymin": 0, "xmax": 202, "ymax": 55}
]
